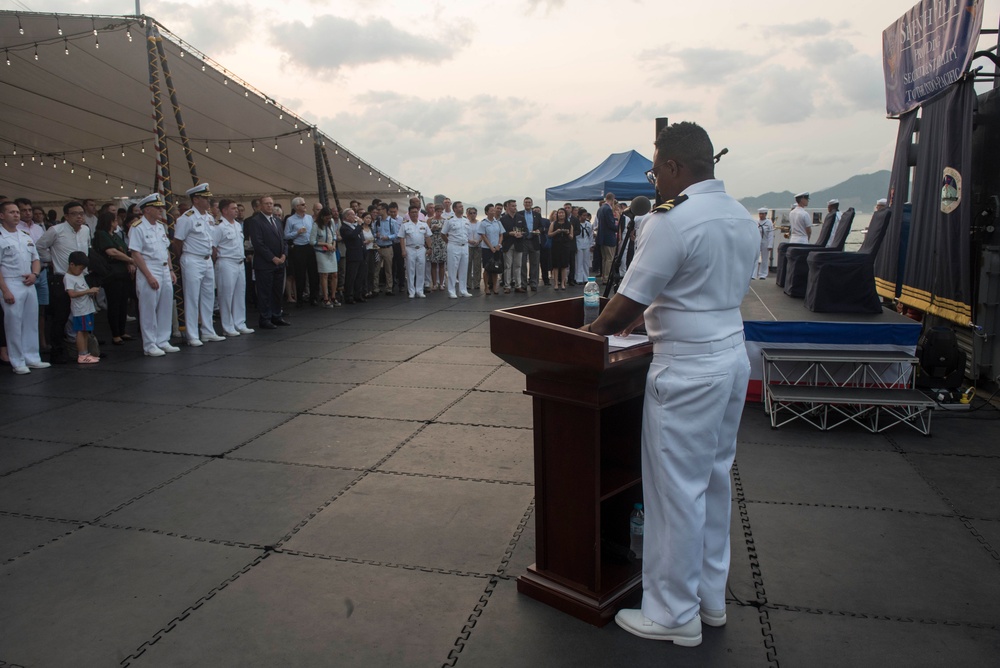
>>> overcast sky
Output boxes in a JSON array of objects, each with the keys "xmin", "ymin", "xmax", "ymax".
[{"xmin": 5, "ymin": 0, "xmax": 1000, "ymax": 203}]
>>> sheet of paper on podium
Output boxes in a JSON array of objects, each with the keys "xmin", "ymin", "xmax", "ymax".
[{"xmin": 607, "ymin": 333, "xmax": 649, "ymax": 350}]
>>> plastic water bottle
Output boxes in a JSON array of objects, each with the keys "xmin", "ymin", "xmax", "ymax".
[
  {"xmin": 629, "ymin": 503, "xmax": 644, "ymax": 560},
  {"xmin": 583, "ymin": 277, "xmax": 600, "ymax": 325}
]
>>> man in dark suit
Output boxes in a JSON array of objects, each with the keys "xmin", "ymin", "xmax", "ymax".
[
  {"xmin": 245, "ymin": 195, "xmax": 289, "ymax": 329},
  {"xmin": 519, "ymin": 197, "xmax": 543, "ymax": 291},
  {"xmin": 499, "ymin": 199, "xmax": 527, "ymax": 294}
]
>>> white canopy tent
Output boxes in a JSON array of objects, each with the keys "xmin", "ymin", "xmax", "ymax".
[{"xmin": 0, "ymin": 11, "xmax": 418, "ymax": 210}]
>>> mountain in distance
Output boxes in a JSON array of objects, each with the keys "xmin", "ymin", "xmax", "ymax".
[{"xmin": 740, "ymin": 170, "xmax": 890, "ymax": 214}]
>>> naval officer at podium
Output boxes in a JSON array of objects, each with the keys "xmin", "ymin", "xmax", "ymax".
[{"xmin": 581, "ymin": 121, "xmax": 759, "ymax": 647}]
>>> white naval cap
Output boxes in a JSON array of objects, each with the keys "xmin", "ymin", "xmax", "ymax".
[
  {"xmin": 138, "ymin": 193, "xmax": 166, "ymax": 209},
  {"xmin": 186, "ymin": 183, "xmax": 213, "ymax": 198},
  {"xmin": 828, "ymin": 199, "xmax": 839, "ymax": 205},
  {"xmin": 795, "ymin": 191, "xmax": 810, "ymax": 200},
  {"xmin": 758, "ymin": 207, "xmax": 768, "ymax": 214},
  {"xmin": 876, "ymin": 198, "xmax": 887, "ymax": 205}
]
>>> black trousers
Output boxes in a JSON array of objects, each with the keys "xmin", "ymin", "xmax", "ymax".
[
  {"xmin": 290, "ymin": 244, "xmax": 319, "ymax": 303},
  {"xmin": 343, "ymin": 259, "xmax": 364, "ymax": 301},
  {"xmin": 48, "ymin": 273, "xmax": 70, "ymax": 361},
  {"xmin": 393, "ymin": 243, "xmax": 405, "ymax": 291},
  {"xmin": 103, "ymin": 273, "xmax": 131, "ymax": 338},
  {"xmin": 255, "ymin": 264, "xmax": 285, "ymax": 322}
]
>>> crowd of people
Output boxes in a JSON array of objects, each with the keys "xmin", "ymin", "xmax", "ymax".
[{"xmin": 0, "ymin": 188, "xmax": 637, "ymax": 371}]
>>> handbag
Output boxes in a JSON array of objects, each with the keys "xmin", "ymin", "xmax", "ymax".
[{"xmin": 487, "ymin": 253, "xmax": 504, "ymax": 274}]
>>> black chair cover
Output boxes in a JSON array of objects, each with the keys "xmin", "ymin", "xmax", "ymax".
[
  {"xmin": 804, "ymin": 208, "xmax": 893, "ymax": 313},
  {"xmin": 774, "ymin": 212, "xmax": 838, "ymax": 287},
  {"xmin": 783, "ymin": 209, "xmax": 856, "ymax": 297}
]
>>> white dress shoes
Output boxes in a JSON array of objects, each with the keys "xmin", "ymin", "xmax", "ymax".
[
  {"xmin": 237, "ymin": 327, "xmax": 255, "ymax": 334},
  {"xmin": 161, "ymin": 344, "xmax": 181, "ymax": 353},
  {"xmin": 187, "ymin": 339, "xmax": 204, "ymax": 347},
  {"xmin": 614, "ymin": 609, "xmax": 702, "ymax": 647},
  {"xmin": 27, "ymin": 362, "xmax": 51, "ymax": 369},
  {"xmin": 12, "ymin": 366, "xmax": 30, "ymax": 375},
  {"xmin": 700, "ymin": 607, "xmax": 727, "ymax": 627},
  {"xmin": 223, "ymin": 331, "xmax": 240, "ymax": 337},
  {"xmin": 202, "ymin": 334, "xmax": 226, "ymax": 342},
  {"xmin": 144, "ymin": 347, "xmax": 166, "ymax": 357}
]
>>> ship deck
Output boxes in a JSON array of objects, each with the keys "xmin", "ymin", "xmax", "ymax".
[{"xmin": 1, "ymin": 285, "xmax": 997, "ymax": 666}]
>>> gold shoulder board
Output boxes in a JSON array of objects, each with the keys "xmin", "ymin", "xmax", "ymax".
[{"xmin": 652, "ymin": 194, "xmax": 689, "ymax": 214}]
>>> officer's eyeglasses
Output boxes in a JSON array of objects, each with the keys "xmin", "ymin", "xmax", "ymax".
[{"xmin": 645, "ymin": 169, "xmax": 657, "ymax": 185}]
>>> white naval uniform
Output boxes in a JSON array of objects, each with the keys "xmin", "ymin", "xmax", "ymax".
[
  {"xmin": 129, "ymin": 217, "xmax": 174, "ymax": 354},
  {"xmin": 399, "ymin": 220, "xmax": 431, "ymax": 298},
  {"xmin": 211, "ymin": 219, "xmax": 248, "ymax": 335},
  {"xmin": 755, "ymin": 217, "xmax": 774, "ymax": 279},
  {"xmin": 788, "ymin": 206, "xmax": 811, "ymax": 244},
  {"xmin": 0, "ymin": 228, "xmax": 42, "ymax": 369},
  {"xmin": 442, "ymin": 216, "xmax": 471, "ymax": 297},
  {"xmin": 616, "ymin": 179, "xmax": 759, "ymax": 630},
  {"xmin": 174, "ymin": 208, "xmax": 218, "ymax": 342},
  {"xmin": 825, "ymin": 210, "xmax": 843, "ymax": 248},
  {"xmin": 575, "ymin": 220, "xmax": 594, "ymax": 283}
]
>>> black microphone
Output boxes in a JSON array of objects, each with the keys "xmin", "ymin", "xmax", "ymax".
[
  {"xmin": 628, "ymin": 196, "xmax": 652, "ymax": 217},
  {"xmin": 713, "ymin": 148, "xmax": 729, "ymax": 164}
]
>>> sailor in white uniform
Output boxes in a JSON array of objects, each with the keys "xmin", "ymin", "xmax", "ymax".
[
  {"xmin": 0, "ymin": 201, "xmax": 47, "ymax": 374},
  {"xmin": 788, "ymin": 191, "xmax": 811, "ymax": 244},
  {"xmin": 129, "ymin": 194, "xmax": 179, "ymax": 357},
  {"xmin": 582, "ymin": 122, "xmax": 759, "ymax": 647},
  {"xmin": 441, "ymin": 201, "xmax": 472, "ymax": 298},
  {"xmin": 399, "ymin": 205, "xmax": 432, "ymax": 298},
  {"xmin": 754, "ymin": 208, "xmax": 774, "ymax": 279},
  {"xmin": 212, "ymin": 199, "xmax": 253, "ymax": 337},
  {"xmin": 173, "ymin": 183, "xmax": 224, "ymax": 346}
]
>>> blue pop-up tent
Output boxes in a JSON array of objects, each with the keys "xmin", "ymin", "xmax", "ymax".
[{"xmin": 545, "ymin": 150, "xmax": 656, "ymax": 202}]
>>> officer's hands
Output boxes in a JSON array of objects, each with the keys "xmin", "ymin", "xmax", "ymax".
[
  {"xmin": 2, "ymin": 289, "xmax": 14, "ymax": 304},
  {"xmin": 22, "ymin": 273, "xmax": 35, "ymax": 286},
  {"xmin": 146, "ymin": 276, "xmax": 160, "ymax": 291}
]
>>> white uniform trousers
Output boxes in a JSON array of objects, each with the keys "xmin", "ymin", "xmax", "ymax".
[
  {"xmin": 640, "ymin": 337, "xmax": 750, "ymax": 628},
  {"xmin": 137, "ymin": 264, "xmax": 173, "ymax": 353},
  {"xmin": 446, "ymin": 244, "xmax": 469, "ymax": 296},
  {"xmin": 215, "ymin": 257, "xmax": 247, "ymax": 334},
  {"xmin": 1, "ymin": 279, "xmax": 41, "ymax": 368},
  {"xmin": 181, "ymin": 254, "xmax": 216, "ymax": 341},
  {"xmin": 575, "ymin": 244, "xmax": 592, "ymax": 283},
  {"xmin": 405, "ymin": 247, "xmax": 426, "ymax": 298},
  {"xmin": 755, "ymin": 239, "xmax": 771, "ymax": 279}
]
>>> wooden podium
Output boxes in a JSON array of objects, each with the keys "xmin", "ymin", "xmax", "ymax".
[{"xmin": 490, "ymin": 296, "xmax": 653, "ymax": 626}]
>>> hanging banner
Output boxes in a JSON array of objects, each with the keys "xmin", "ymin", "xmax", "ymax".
[
  {"xmin": 882, "ymin": 0, "xmax": 984, "ymax": 117},
  {"xmin": 899, "ymin": 80, "xmax": 976, "ymax": 325}
]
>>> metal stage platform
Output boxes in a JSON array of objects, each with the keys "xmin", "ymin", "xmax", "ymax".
[
  {"xmin": 741, "ymin": 279, "xmax": 923, "ymax": 402},
  {"xmin": 1, "ymin": 286, "xmax": 998, "ymax": 666}
]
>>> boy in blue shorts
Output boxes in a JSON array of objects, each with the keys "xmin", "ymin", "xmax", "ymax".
[{"xmin": 63, "ymin": 251, "xmax": 100, "ymax": 364}]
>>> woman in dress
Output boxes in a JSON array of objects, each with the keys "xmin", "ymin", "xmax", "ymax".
[
  {"xmin": 547, "ymin": 207, "xmax": 574, "ymax": 290},
  {"xmin": 428, "ymin": 204, "xmax": 448, "ymax": 290},
  {"xmin": 94, "ymin": 211, "xmax": 135, "ymax": 345},
  {"xmin": 311, "ymin": 207, "xmax": 340, "ymax": 307}
]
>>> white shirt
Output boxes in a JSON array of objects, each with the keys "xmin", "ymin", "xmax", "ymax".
[
  {"xmin": 64, "ymin": 272, "xmax": 95, "ymax": 316},
  {"xmin": 400, "ymin": 220, "xmax": 431, "ymax": 248},
  {"xmin": 757, "ymin": 217, "xmax": 774, "ymax": 247},
  {"xmin": 825, "ymin": 211, "xmax": 843, "ymax": 248},
  {"xmin": 0, "ymin": 227, "xmax": 39, "ymax": 278},
  {"xmin": 174, "ymin": 208, "xmax": 215, "ymax": 257},
  {"xmin": 617, "ymin": 179, "xmax": 759, "ymax": 343},
  {"xmin": 36, "ymin": 221, "xmax": 92, "ymax": 275},
  {"xmin": 211, "ymin": 219, "xmax": 245, "ymax": 260},
  {"xmin": 128, "ymin": 217, "xmax": 172, "ymax": 266},
  {"xmin": 789, "ymin": 206, "xmax": 811, "ymax": 244},
  {"xmin": 442, "ymin": 216, "xmax": 471, "ymax": 246}
]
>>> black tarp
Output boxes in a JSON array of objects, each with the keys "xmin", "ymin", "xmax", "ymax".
[{"xmin": 899, "ymin": 79, "xmax": 976, "ymax": 324}]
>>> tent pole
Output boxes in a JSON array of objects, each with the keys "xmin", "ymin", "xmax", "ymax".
[
  {"xmin": 320, "ymin": 145, "xmax": 342, "ymax": 214},
  {"xmin": 153, "ymin": 24, "xmax": 198, "ymax": 187},
  {"xmin": 314, "ymin": 136, "xmax": 328, "ymax": 209},
  {"xmin": 145, "ymin": 20, "xmax": 174, "ymax": 220}
]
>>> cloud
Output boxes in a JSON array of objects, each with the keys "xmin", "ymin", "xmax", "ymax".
[
  {"xmin": 602, "ymin": 101, "xmax": 700, "ymax": 123},
  {"xmin": 270, "ymin": 15, "xmax": 469, "ymax": 74},
  {"xmin": 640, "ymin": 47, "xmax": 748, "ymax": 86},
  {"xmin": 155, "ymin": 1, "xmax": 258, "ymax": 54},
  {"xmin": 763, "ymin": 19, "xmax": 846, "ymax": 37},
  {"xmin": 802, "ymin": 38, "xmax": 856, "ymax": 67},
  {"xmin": 718, "ymin": 65, "xmax": 815, "ymax": 125},
  {"xmin": 525, "ymin": 0, "xmax": 567, "ymax": 13}
]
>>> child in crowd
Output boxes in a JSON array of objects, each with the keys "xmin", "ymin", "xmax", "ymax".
[{"xmin": 63, "ymin": 251, "xmax": 100, "ymax": 364}]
